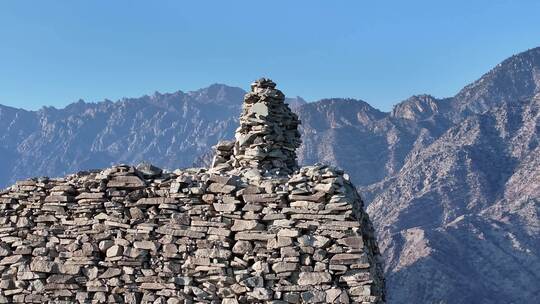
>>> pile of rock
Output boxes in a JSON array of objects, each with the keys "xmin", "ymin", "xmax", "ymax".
[
  {"xmin": 0, "ymin": 79, "xmax": 385, "ymax": 303},
  {"xmin": 211, "ymin": 78, "xmax": 301, "ymax": 176}
]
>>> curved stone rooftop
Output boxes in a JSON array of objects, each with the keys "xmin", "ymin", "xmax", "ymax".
[{"xmin": 0, "ymin": 79, "xmax": 385, "ymax": 304}]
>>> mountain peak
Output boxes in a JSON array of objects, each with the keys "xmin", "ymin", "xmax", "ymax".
[
  {"xmin": 285, "ymin": 96, "xmax": 307, "ymax": 108},
  {"xmin": 188, "ymin": 83, "xmax": 246, "ymax": 105},
  {"xmin": 452, "ymin": 46, "xmax": 540, "ymax": 117},
  {"xmin": 391, "ymin": 94, "xmax": 440, "ymax": 120}
]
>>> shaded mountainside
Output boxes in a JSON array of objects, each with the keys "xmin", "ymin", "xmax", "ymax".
[
  {"xmin": 1, "ymin": 47, "xmax": 540, "ymax": 303},
  {"xmin": 367, "ymin": 96, "xmax": 540, "ymax": 303},
  {"xmin": 0, "ymin": 86, "xmax": 243, "ymax": 187}
]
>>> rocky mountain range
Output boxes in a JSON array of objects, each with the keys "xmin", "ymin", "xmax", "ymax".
[{"xmin": 1, "ymin": 47, "xmax": 539, "ymax": 303}]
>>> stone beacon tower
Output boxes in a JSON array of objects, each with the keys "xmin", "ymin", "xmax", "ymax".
[
  {"xmin": 0, "ymin": 79, "xmax": 385, "ymax": 304},
  {"xmin": 211, "ymin": 78, "xmax": 301, "ymax": 176}
]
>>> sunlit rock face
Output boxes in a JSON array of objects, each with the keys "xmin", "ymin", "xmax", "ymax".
[{"xmin": 0, "ymin": 79, "xmax": 385, "ymax": 304}]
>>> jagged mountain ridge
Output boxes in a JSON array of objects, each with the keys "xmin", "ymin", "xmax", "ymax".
[
  {"xmin": 1, "ymin": 47, "xmax": 539, "ymax": 303},
  {"xmin": 368, "ymin": 96, "xmax": 540, "ymax": 303},
  {"xmin": 0, "ymin": 87, "xmax": 242, "ymax": 187}
]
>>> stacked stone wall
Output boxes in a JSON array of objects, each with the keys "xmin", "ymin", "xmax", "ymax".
[{"xmin": 0, "ymin": 79, "xmax": 385, "ymax": 303}]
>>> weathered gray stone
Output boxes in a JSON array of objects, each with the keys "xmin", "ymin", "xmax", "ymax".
[
  {"xmin": 250, "ymin": 102, "xmax": 269, "ymax": 117},
  {"xmin": 231, "ymin": 219, "xmax": 259, "ymax": 231},
  {"xmin": 235, "ymin": 232, "xmax": 275, "ymax": 241},
  {"xmin": 208, "ymin": 183, "xmax": 236, "ymax": 194},
  {"xmin": 297, "ymin": 272, "xmax": 332, "ymax": 285},
  {"xmin": 326, "ymin": 288, "xmax": 342, "ymax": 303},
  {"xmin": 298, "ymin": 235, "xmax": 330, "ymax": 248},
  {"xmin": 0, "ymin": 255, "xmax": 23, "ymax": 265},
  {"xmin": 30, "ymin": 259, "xmax": 55, "ymax": 273},
  {"xmin": 272, "ymin": 262, "xmax": 298, "ymax": 273},
  {"xmin": 106, "ymin": 245, "xmax": 123, "ymax": 257},
  {"xmin": 136, "ymin": 197, "xmax": 176, "ymax": 206},
  {"xmin": 301, "ymin": 290, "xmax": 326, "ymax": 303},
  {"xmin": 98, "ymin": 268, "xmax": 122, "ymax": 279},
  {"xmin": 232, "ymin": 241, "xmax": 253, "ymax": 255},
  {"xmin": 133, "ymin": 241, "xmax": 158, "ymax": 251},
  {"xmin": 213, "ymin": 203, "xmax": 237, "ymax": 212},
  {"xmin": 330, "ymin": 253, "xmax": 365, "ymax": 265},
  {"xmin": 107, "ymin": 176, "xmax": 145, "ymax": 189},
  {"xmin": 248, "ymin": 287, "xmax": 273, "ymax": 300}
]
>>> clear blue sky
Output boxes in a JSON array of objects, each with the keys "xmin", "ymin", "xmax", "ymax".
[{"xmin": 1, "ymin": 1, "xmax": 539, "ymax": 111}]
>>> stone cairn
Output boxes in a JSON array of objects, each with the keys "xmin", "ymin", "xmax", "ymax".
[
  {"xmin": 211, "ymin": 78, "xmax": 301, "ymax": 177},
  {"xmin": 0, "ymin": 79, "xmax": 385, "ymax": 303}
]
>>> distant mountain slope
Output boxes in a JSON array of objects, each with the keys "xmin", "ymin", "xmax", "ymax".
[
  {"xmin": 1, "ymin": 47, "xmax": 539, "ymax": 303},
  {"xmin": 451, "ymin": 47, "xmax": 540, "ymax": 119},
  {"xmin": 0, "ymin": 86, "xmax": 242, "ymax": 187},
  {"xmin": 368, "ymin": 96, "xmax": 540, "ymax": 303}
]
